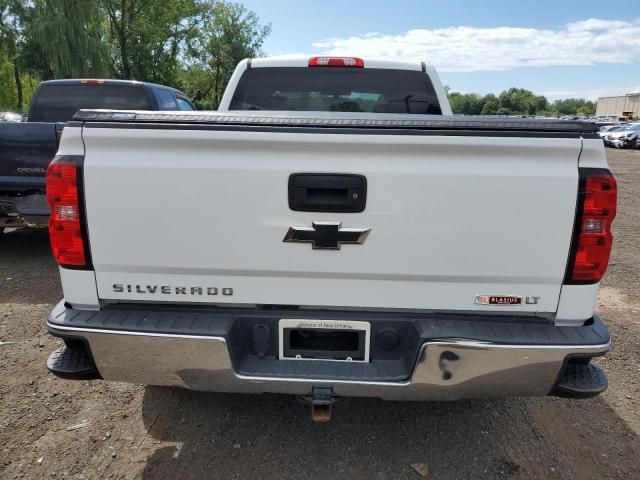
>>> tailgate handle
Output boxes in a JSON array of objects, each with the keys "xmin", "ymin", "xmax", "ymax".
[{"xmin": 288, "ymin": 174, "xmax": 367, "ymax": 213}]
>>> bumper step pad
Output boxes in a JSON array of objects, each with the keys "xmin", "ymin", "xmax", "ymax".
[
  {"xmin": 552, "ymin": 362, "xmax": 608, "ymax": 398},
  {"xmin": 46, "ymin": 345, "xmax": 101, "ymax": 380}
]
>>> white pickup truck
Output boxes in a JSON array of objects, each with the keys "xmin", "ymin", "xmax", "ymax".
[{"xmin": 45, "ymin": 56, "xmax": 615, "ymax": 421}]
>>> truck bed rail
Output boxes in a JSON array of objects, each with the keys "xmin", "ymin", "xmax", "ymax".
[{"xmin": 72, "ymin": 110, "xmax": 599, "ymax": 138}]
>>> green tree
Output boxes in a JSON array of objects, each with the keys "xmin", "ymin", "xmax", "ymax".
[
  {"xmin": 449, "ymin": 92, "xmax": 484, "ymax": 115},
  {"xmin": 183, "ymin": 1, "xmax": 270, "ymax": 108},
  {"xmin": 101, "ymin": 0, "xmax": 208, "ymax": 84},
  {"xmin": 577, "ymin": 105, "xmax": 593, "ymax": 116},
  {"xmin": 531, "ymin": 94, "xmax": 548, "ymax": 115},
  {"xmin": 480, "ymin": 93, "xmax": 499, "ymax": 115},
  {"xmin": 498, "ymin": 87, "xmax": 546, "ymax": 115},
  {"xmin": 447, "ymin": 88, "xmax": 593, "ymax": 117},
  {"xmin": 447, "ymin": 91, "xmax": 464, "ymax": 113},
  {"xmin": 24, "ymin": 0, "xmax": 111, "ymax": 79},
  {"xmin": 0, "ymin": 0, "xmax": 271, "ymax": 111},
  {"xmin": 0, "ymin": 0, "xmax": 26, "ymax": 109},
  {"xmin": 552, "ymin": 98, "xmax": 595, "ymax": 116}
]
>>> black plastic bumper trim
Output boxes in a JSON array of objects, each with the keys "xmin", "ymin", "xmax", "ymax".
[{"xmin": 48, "ymin": 303, "xmax": 610, "ymax": 347}]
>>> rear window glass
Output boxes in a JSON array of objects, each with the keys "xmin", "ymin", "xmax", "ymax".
[
  {"xmin": 30, "ymin": 84, "xmax": 152, "ymax": 122},
  {"xmin": 229, "ymin": 67, "xmax": 442, "ymax": 114},
  {"xmin": 176, "ymin": 97, "xmax": 195, "ymax": 111},
  {"xmin": 157, "ymin": 89, "xmax": 177, "ymax": 110}
]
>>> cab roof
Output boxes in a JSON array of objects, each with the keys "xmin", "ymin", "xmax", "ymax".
[
  {"xmin": 248, "ymin": 55, "xmax": 428, "ymax": 72},
  {"xmin": 37, "ymin": 79, "xmax": 188, "ymax": 96}
]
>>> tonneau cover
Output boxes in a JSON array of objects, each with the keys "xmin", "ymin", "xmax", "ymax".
[{"xmin": 73, "ymin": 110, "xmax": 599, "ymax": 137}]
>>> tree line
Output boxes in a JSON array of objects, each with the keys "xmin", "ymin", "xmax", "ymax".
[
  {"xmin": 0, "ymin": 0, "xmax": 270, "ymax": 111},
  {"xmin": 447, "ymin": 87, "xmax": 596, "ymax": 117}
]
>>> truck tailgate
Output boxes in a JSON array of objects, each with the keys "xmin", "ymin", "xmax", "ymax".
[
  {"xmin": 81, "ymin": 116, "xmax": 583, "ymax": 314},
  {"xmin": 0, "ymin": 122, "xmax": 57, "ymax": 188}
]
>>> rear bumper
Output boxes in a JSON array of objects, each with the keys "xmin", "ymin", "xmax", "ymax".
[
  {"xmin": 0, "ymin": 191, "xmax": 49, "ymax": 226},
  {"xmin": 0, "ymin": 175, "xmax": 46, "ymax": 192},
  {"xmin": 47, "ymin": 301, "xmax": 610, "ymax": 401}
]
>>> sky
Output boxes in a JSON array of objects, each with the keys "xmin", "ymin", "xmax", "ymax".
[{"xmin": 240, "ymin": 0, "xmax": 640, "ymax": 101}]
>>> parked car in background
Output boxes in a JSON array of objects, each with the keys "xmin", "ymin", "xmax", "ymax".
[
  {"xmin": 0, "ymin": 112, "xmax": 23, "ymax": 122},
  {"xmin": 0, "ymin": 79, "xmax": 194, "ymax": 231},
  {"xmin": 610, "ymin": 123, "xmax": 640, "ymax": 149},
  {"xmin": 598, "ymin": 124, "xmax": 625, "ymax": 137},
  {"xmin": 602, "ymin": 123, "xmax": 640, "ymax": 148}
]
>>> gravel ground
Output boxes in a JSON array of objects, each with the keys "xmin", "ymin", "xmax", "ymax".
[{"xmin": 1, "ymin": 148, "xmax": 639, "ymax": 479}]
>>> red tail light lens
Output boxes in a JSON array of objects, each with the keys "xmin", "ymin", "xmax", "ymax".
[
  {"xmin": 308, "ymin": 56, "xmax": 364, "ymax": 68},
  {"xmin": 567, "ymin": 170, "xmax": 617, "ymax": 283},
  {"xmin": 46, "ymin": 158, "xmax": 88, "ymax": 268}
]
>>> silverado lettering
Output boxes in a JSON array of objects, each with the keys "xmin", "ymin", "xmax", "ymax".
[{"xmin": 113, "ymin": 284, "xmax": 233, "ymax": 296}]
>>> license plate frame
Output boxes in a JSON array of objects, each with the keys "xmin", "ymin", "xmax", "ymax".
[{"xmin": 278, "ymin": 319, "xmax": 371, "ymax": 362}]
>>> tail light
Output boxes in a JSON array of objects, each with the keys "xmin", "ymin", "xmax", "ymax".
[
  {"xmin": 46, "ymin": 156, "xmax": 90, "ymax": 268},
  {"xmin": 566, "ymin": 169, "xmax": 617, "ymax": 283},
  {"xmin": 308, "ymin": 56, "xmax": 364, "ymax": 68}
]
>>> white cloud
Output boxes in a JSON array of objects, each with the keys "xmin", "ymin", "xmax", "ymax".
[
  {"xmin": 312, "ymin": 19, "xmax": 640, "ymax": 72},
  {"xmin": 540, "ymin": 86, "xmax": 640, "ymax": 101}
]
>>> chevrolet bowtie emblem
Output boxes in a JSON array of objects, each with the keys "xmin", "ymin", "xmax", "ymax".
[{"xmin": 283, "ymin": 222, "xmax": 371, "ymax": 250}]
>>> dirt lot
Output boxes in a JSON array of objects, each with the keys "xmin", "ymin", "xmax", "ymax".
[{"xmin": 1, "ymin": 148, "xmax": 639, "ymax": 480}]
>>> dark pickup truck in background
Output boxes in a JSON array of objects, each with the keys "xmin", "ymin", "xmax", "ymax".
[{"xmin": 0, "ymin": 79, "xmax": 194, "ymax": 230}]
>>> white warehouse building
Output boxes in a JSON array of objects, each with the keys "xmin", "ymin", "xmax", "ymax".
[{"xmin": 596, "ymin": 90, "xmax": 640, "ymax": 119}]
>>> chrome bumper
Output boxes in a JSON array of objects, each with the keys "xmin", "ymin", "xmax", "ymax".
[{"xmin": 47, "ymin": 321, "xmax": 610, "ymax": 401}]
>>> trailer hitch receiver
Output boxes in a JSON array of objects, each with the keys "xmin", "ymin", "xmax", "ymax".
[{"xmin": 310, "ymin": 386, "xmax": 335, "ymax": 422}]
